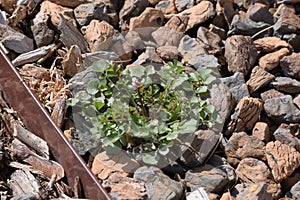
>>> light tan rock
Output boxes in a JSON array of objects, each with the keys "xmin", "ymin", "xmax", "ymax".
[
  {"xmin": 252, "ymin": 122, "xmax": 270, "ymax": 142},
  {"xmin": 254, "ymin": 37, "xmax": 291, "ymax": 52},
  {"xmin": 61, "ymin": 45, "xmax": 82, "ymax": 77},
  {"xmin": 246, "ymin": 66, "xmax": 275, "ymax": 93},
  {"xmin": 129, "ymin": 8, "xmax": 164, "ymax": 29},
  {"xmin": 259, "ymin": 48, "xmax": 290, "ymax": 71},
  {"xmin": 156, "ymin": 45, "xmax": 178, "ymax": 61}
]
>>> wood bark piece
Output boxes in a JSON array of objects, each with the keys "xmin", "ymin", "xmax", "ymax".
[
  {"xmin": 51, "ymin": 95, "xmax": 67, "ymax": 129},
  {"xmin": 62, "ymin": 45, "xmax": 82, "ymax": 77},
  {"xmin": 13, "ymin": 124, "xmax": 49, "ymax": 159},
  {"xmin": 48, "ymin": 0, "xmax": 87, "ymax": 8},
  {"xmin": 58, "ymin": 14, "xmax": 90, "ymax": 53},
  {"xmin": 246, "ymin": 66, "xmax": 275, "ymax": 93}
]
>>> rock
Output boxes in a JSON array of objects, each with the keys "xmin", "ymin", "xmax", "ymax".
[
  {"xmin": 179, "ymin": 1, "xmax": 215, "ymax": 31},
  {"xmin": 294, "ymin": 95, "xmax": 300, "ymax": 109},
  {"xmin": 174, "ymin": 0, "xmax": 194, "ymax": 12},
  {"xmin": 0, "ymin": 9, "xmax": 6, "ymax": 25},
  {"xmin": 185, "ymin": 164, "xmax": 230, "ymax": 193},
  {"xmin": 224, "ymin": 132, "xmax": 265, "ymax": 167},
  {"xmin": 217, "ymin": 0, "xmax": 236, "ymax": 23},
  {"xmin": 197, "ymin": 26, "xmax": 222, "ymax": 55},
  {"xmin": 74, "ymin": 3, "xmax": 109, "ymax": 26},
  {"xmin": 246, "ymin": 3, "xmax": 273, "ymax": 24},
  {"xmin": 220, "ymin": 192, "xmax": 234, "ymax": 200},
  {"xmin": 151, "ymin": 27, "xmax": 184, "ymax": 47},
  {"xmin": 260, "ymin": 89, "xmax": 284, "ymax": 101},
  {"xmin": 290, "ymin": 181, "xmax": 300, "ymax": 200},
  {"xmin": 58, "ymin": 15, "xmax": 90, "ymax": 53},
  {"xmin": 188, "ymin": 54, "xmax": 221, "ymax": 78},
  {"xmin": 39, "ymin": 1, "xmax": 76, "ymax": 28},
  {"xmin": 209, "ymin": 24, "xmax": 227, "ymax": 40},
  {"xmin": 254, "ymin": 37, "xmax": 291, "ymax": 52},
  {"xmin": 82, "ymin": 51, "xmax": 119, "ymax": 68},
  {"xmin": 207, "ymin": 80, "xmax": 235, "ymax": 125},
  {"xmin": 2, "ymin": 32, "xmax": 34, "ymax": 54},
  {"xmin": 246, "ymin": 66, "xmax": 275, "ymax": 93},
  {"xmin": 220, "ymin": 72, "xmax": 250, "ymax": 103},
  {"xmin": 148, "ymin": 0, "xmax": 161, "ymax": 5},
  {"xmin": 264, "ymin": 95, "xmax": 300, "ymax": 123},
  {"xmin": 155, "ymin": 0, "xmax": 177, "ymax": 14},
  {"xmin": 178, "ymin": 35, "xmax": 207, "ymax": 63},
  {"xmin": 125, "ymin": 30, "xmax": 144, "ymax": 50},
  {"xmin": 252, "ymin": 122, "xmax": 270, "ymax": 142},
  {"xmin": 134, "ymin": 46, "xmax": 163, "ymax": 66},
  {"xmin": 270, "ymin": 77, "xmax": 300, "ymax": 94},
  {"xmin": 225, "ymin": 35, "xmax": 257, "ymax": 76},
  {"xmin": 134, "ymin": 166, "xmax": 183, "ymax": 200},
  {"xmin": 31, "ymin": 11, "xmax": 55, "ymax": 47},
  {"xmin": 129, "ymin": 8, "xmax": 164, "ymax": 30},
  {"xmin": 186, "ymin": 188, "xmax": 211, "ymax": 200},
  {"xmin": 273, "ymin": 8, "xmax": 300, "ymax": 35},
  {"xmin": 180, "ymin": 130, "xmax": 221, "ymax": 168},
  {"xmin": 265, "ymin": 141, "xmax": 300, "ymax": 183},
  {"xmin": 259, "ymin": 48, "xmax": 290, "ymax": 71},
  {"xmin": 280, "ymin": 53, "xmax": 300, "ymax": 80},
  {"xmin": 156, "ymin": 45, "xmax": 178, "ymax": 61},
  {"xmin": 284, "ymin": 33, "xmax": 300, "ymax": 53},
  {"xmin": 106, "ymin": 172, "xmax": 147, "ymax": 200},
  {"xmin": 0, "ymin": 0, "xmax": 17, "ymax": 14},
  {"xmin": 281, "ymin": 171, "xmax": 300, "ymax": 197},
  {"xmin": 119, "ymin": 0, "xmax": 149, "ymax": 22},
  {"xmin": 82, "ymin": 20, "xmax": 115, "ymax": 52},
  {"xmin": 236, "ymin": 158, "xmax": 274, "ymax": 183},
  {"xmin": 165, "ymin": 16, "xmax": 188, "ymax": 33},
  {"xmin": 273, "ymin": 127, "xmax": 300, "ymax": 151},
  {"xmin": 228, "ymin": 14, "xmax": 270, "ymax": 36},
  {"xmin": 12, "ymin": 44, "xmax": 55, "ymax": 66},
  {"xmin": 61, "ymin": 45, "xmax": 82, "ymax": 77},
  {"xmin": 231, "ymin": 182, "xmax": 281, "ymax": 200}
]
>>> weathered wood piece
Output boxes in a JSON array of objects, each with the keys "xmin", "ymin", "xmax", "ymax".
[
  {"xmin": 246, "ymin": 66, "xmax": 275, "ymax": 93},
  {"xmin": 61, "ymin": 45, "xmax": 82, "ymax": 77},
  {"xmin": 13, "ymin": 124, "xmax": 49, "ymax": 159},
  {"xmin": 51, "ymin": 95, "xmax": 67, "ymax": 129}
]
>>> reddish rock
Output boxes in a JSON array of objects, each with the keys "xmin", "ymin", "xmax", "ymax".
[
  {"xmin": 246, "ymin": 66, "xmax": 275, "ymax": 93},
  {"xmin": 254, "ymin": 37, "xmax": 291, "ymax": 52},
  {"xmin": 225, "ymin": 35, "xmax": 257, "ymax": 76},
  {"xmin": 274, "ymin": 127, "xmax": 300, "ymax": 151},
  {"xmin": 0, "ymin": 0, "xmax": 17, "ymax": 14},
  {"xmin": 259, "ymin": 48, "xmax": 290, "ymax": 71},
  {"xmin": 265, "ymin": 141, "xmax": 300, "ymax": 183},
  {"xmin": 252, "ymin": 122, "xmax": 270, "ymax": 142},
  {"xmin": 61, "ymin": 45, "xmax": 82, "ymax": 77},
  {"xmin": 274, "ymin": 8, "xmax": 300, "ymax": 34},
  {"xmin": 165, "ymin": 16, "xmax": 188, "ymax": 33},
  {"xmin": 129, "ymin": 8, "xmax": 164, "ymax": 29},
  {"xmin": 246, "ymin": 3, "xmax": 273, "ymax": 24},
  {"xmin": 280, "ymin": 53, "xmax": 300, "ymax": 80}
]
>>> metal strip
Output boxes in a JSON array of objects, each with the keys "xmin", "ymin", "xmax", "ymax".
[{"xmin": 0, "ymin": 48, "xmax": 110, "ymax": 200}]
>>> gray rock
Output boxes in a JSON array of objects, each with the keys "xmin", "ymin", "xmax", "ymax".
[
  {"xmin": 119, "ymin": 0, "xmax": 149, "ymax": 22},
  {"xmin": 134, "ymin": 166, "xmax": 183, "ymax": 200},
  {"xmin": 74, "ymin": 3, "xmax": 109, "ymax": 26},
  {"xmin": 185, "ymin": 164, "xmax": 229, "ymax": 193},
  {"xmin": 188, "ymin": 54, "xmax": 221, "ymax": 78},
  {"xmin": 290, "ymin": 181, "xmax": 300, "ymax": 200},
  {"xmin": 2, "ymin": 32, "xmax": 34, "ymax": 54},
  {"xmin": 197, "ymin": 26, "xmax": 222, "ymax": 55},
  {"xmin": 274, "ymin": 127, "xmax": 300, "ymax": 151},
  {"xmin": 280, "ymin": 53, "xmax": 300, "ymax": 80},
  {"xmin": 270, "ymin": 77, "xmax": 300, "ymax": 94},
  {"xmin": 264, "ymin": 95, "xmax": 300, "ymax": 123},
  {"xmin": 151, "ymin": 27, "xmax": 184, "ymax": 47},
  {"xmin": 0, "ymin": 9, "xmax": 6, "ymax": 25},
  {"xmin": 82, "ymin": 51, "xmax": 119, "ymax": 69},
  {"xmin": 228, "ymin": 14, "xmax": 270, "ymax": 36},
  {"xmin": 178, "ymin": 35, "xmax": 207, "ymax": 63},
  {"xmin": 294, "ymin": 95, "xmax": 300, "ymax": 109},
  {"xmin": 220, "ymin": 72, "xmax": 250, "ymax": 103},
  {"xmin": 31, "ymin": 11, "xmax": 54, "ymax": 47},
  {"xmin": 260, "ymin": 89, "xmax": 284, "ymax": 101},
  {"xmin": 246, "ymin": 3, "xmax": 273, "ymax": 25},
  {"xmin": 225, "ymin": 35, "xmax": 257, "ymax": 76},
  {"xmin": 174, "ymin": 0, "xmax": 194, "ymax": 12},
  {"xmin": 283, "ymin": 33, "xmax": 300, "ymax": 53},
  {"xmin": 273, "ymin": 9, "xmax": 300, "ymax": 35}
]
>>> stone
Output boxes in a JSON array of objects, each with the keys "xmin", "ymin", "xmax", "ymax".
[
  {"xmin": 31, "ymin": 11, "xmax": 55, "ymax": 47},
  {"xmin": 74, "ymin": 3, "xmax": 109, "ymax": 27},
  {"xmin": 134, "ymin": 46, "xmax": 163, "ymax": 66},
  {"xmin": 125, "ymin": 30, "xmax": 144, "ymax": 50},
  {"xmin": 155, "ymin": 0, "xmax": 177, "ymax": 14},
  {"xmin": 284, "ymin": 33, "xmax": 300, "ymax": 53},
  {"xmin": 226, "ymin": 97, "xmax": 263, "ymax": 135},
  {"xmin": 270, "ymin": 77, "xmax": 300, "ymax": 94},
  {"xmin": 149, "ymin": 0, "xmax": 161, "ymax": 5},
  {"xmin": 48, "ymin": 0, "xmax": 85, "ymax": 8},
  {"xmin": 220, "ymin": 72, "xmax": 250, "ymax": 103},
  {"xmin": 273, "ymin": 127, "xmax": 300, "ymax": 152},
  {"xmin": 61, "ymin": 45, "xmax": 82, "ymax": 77},
  {"xmin": 265, "ymin": 141, "xmax": 300, "ymax": 182},
  {"xmin": 151, "ymin": 27, "xmax": 184, "ymax": 47},
  {"xmin": 185, "ymin": 164, "xmax": 230, "ymax": 193},
  {"xmin": 280, "ymin": 53, "xmax": 300, "ymax": 80},
  {"xmin": 174, "ymin": 0, "xmax": 194, "ymax": 12},
  {"xmin": 228, "ymin": 14, "xmax": 270, "ymax": 36},
  {"xmin": 156, "ymin": 45, "xmax": 178, "ymax": 61},
  {"xmin": 186, "ymin": 188, "xmax": 211, "ymax": 200},
  {"xmin": 106, "ymin": 172, "xmax": 147, "ymax": 200},
  {"xmin": 209, "ymin": 24, "xmax": 227, "ymax": 40},
  {"xmin": 12, "ymin": 44, "xmax": 55, "ymax": 67},
  {"xmin": 254, "ymin": 37, "xmax": 291, "ymax": 52},
  {"xmin": 197, "ymin": 26, "xmax": 222, "ymax": 55},
  {"xmin": 207, "ymin": 80, "xmax": 235, "ymax": 125},
  {"xmin": 290, "ymin": 181, "xmax": 300, "ymax": 200},
  {"xmin": 82, "ymin": 51, "xmax": 119, "ymax": 68},
  {"xmin": 246, "ymin": 66, "xmax": 275, "ymax": 93},
  {"xmin": 134, "ymin": 166, "xmax": 183, "ymax": 200},
  {"xmin": 129, "ymin": 8, "xmax": 164, "ymax": 30},
  {"xmin": 188, "ymin": 54, "xmax": 221, "ymax": 78},
  {"xmin": 39, "ymin": 1, "xmax": 76, "ymax": 28},
  {"xmin": 236, "ymin": 158, "xmax": 274, "ymax": 183},
  {"xmin": 2, "ymin": 32, "xmax": 34, "ymax": 54},
  {"xmin": 0, "ymin": 0, "xmax": 17, "ymax": 14},
  {"xmin": 252, "ymin": 122, "xmax": 270, "ymax": 142},
  {"xmin": 217, "ymin": 0, "xmax": 236, "ymax": 23},
  {"xmin": 0, "ymin": 9, "xmax": 6, "ymax": 25},
  {"xmin": 231, "ymin": 182, "xmax": 281, "ymax": 200},
  {"xmin": 178, "ymin": 35, "xmax": 207, "ymax": 63},
  {"xmin": 260, "ymin": 89, "xmax": 284, "ymax": 101},
  {"xmin": 119, "ymin": 0, "xmax": 149, "ymax": 22},
  {"xmin": 165, "ymin": 16, "xmax": 188, "ymax": 33},
  {"xmin": 259, "ymin": 48, "xmax": 290, "ymax": 71},
  {"xmin": 180, "ymin": 130, "xmax": 221, "ymax": 168},
  {"xmin": 273, "ymin": 9, "xmax": 300, "ymax": 35},
  {"xmin": 264, "ymin": 95, "xmax": 300, "ymax": 123},
  {"xmin": 224, "ymin": 132, "xmax": 265, "ymax": 167},
  {"xmin": 246, "ymin": 3, "xmax": 273, "ymax": 24},
  {"xmin": 82, "ymin": 20, "xmax": 115, "ymax": 52},
  {"xmin": 282, "ymin": 171, "xmax": 300, "ymax": 198},
  {"xmin": 58, "ymin": 15, "xmax": 90, "ymax": 53},
  {"xmin": 294, "ymin": 95, "xmax": 300, "ymax": 109},
  {"xmin": 179, "ymin": 1, "xmax": 216, "ymax": 31},
  {"xmin": 225, "ymin": 35, "xmax": 257, "ymax": 76}
]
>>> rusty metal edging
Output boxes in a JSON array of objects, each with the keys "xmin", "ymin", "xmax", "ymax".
[{"xmin": 0, "ymin": 49, "xmax": 111, "ymax": 200}]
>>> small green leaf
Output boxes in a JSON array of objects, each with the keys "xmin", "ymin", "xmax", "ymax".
[
  {"xmin": 158, "ymin": 145, "xmax": 169, "ymax": 155},
  {"xmin": 205, "ymin": 104, "xmax": 215, "ymax": 114},
  {"xmin": 196, "ymin": 86, "xmax": 208, "ymax": 94},
  {"xmin": 93, "ymin": 60, "xmax": 109, "ymax": 72},
  {"xmin": 128, "ymin": 65, "xmax": 145, "ymax": 78},
  {"xmin": 87, "ymin": 79, "xmax": 100, "ymax": 95},
  {"xmin": 204, "ymin": 75, "xmax": 216, "ymax": 85},
  {"xmin": 145, "ymin": 65, "xmax": 155, "ymax": 75},
  {"xmin": 94, "ymin": 102, "xmax": 105, "ymax": 110}
]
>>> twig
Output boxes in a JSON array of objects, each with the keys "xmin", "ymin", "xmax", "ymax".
[{"xmin": 251, "ymin": 25, "xmax": 275, "ymax": 39}]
